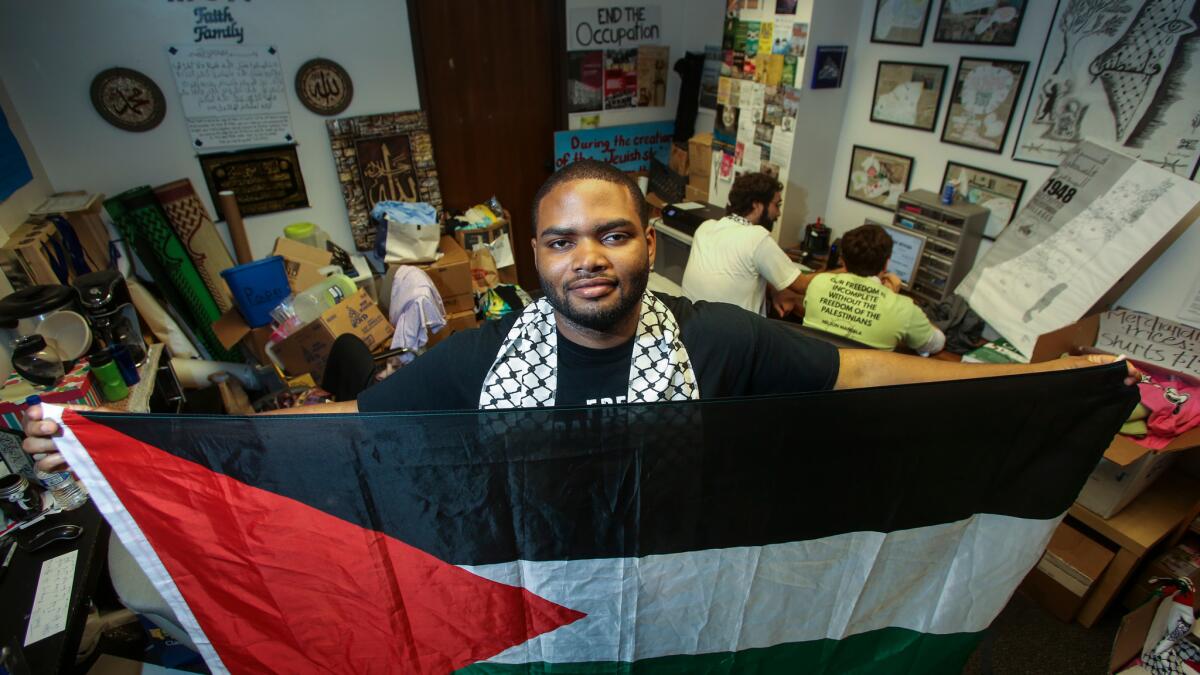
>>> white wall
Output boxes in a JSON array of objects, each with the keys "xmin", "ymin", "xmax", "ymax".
[
  {"xmin": 566, "ymin": 0, "xmax": 726, "ymax": 133},
  {"xmin": 779, "ymin": 0, "xmax": 864, "ymax": 247},
  {"xmin": 821, "ymin": 1, "xmax": 1200, "ymax": 324},
  {"xmin": 0, "ymin": 0, "xmax": 420, "ymax": 260}
]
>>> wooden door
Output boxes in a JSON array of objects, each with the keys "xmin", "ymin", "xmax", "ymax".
[{"xmin": 408, "ymin": 0, "xmax": 565, "ymax": 291}]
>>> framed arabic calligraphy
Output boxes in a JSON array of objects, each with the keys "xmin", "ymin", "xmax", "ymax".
[
  {"xmin": 90, "ymin": 68, "xmax": 167, "ymax": 132},
  {"xmin": 326, "ymin": 110, "xmax": 443, "ymax": 251},
  {"xmin": 295, "ymin": 58, "xmax": 353, "ymax": 116},
  {"xmin": 198, "ymin": 144, "xmax": 309, "ymax": 218}
]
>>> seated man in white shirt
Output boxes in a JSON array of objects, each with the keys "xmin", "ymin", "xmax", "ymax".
[
  {"xmin": 681, "ymin": 173, "xmax": 820, "ymax": 316},
  {"xmin": 802, "ymin": 223, "xmax": 945, "ymax": 354}
]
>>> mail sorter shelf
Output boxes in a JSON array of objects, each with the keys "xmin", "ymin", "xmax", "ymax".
[{"xmin": 892, "ymin": 190, "xmax": 988, "ymax": 306}]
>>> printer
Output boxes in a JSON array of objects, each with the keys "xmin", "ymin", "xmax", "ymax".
[{"xmin": 659, "ymin": 202, "xmax": 726, "ymax": 236}]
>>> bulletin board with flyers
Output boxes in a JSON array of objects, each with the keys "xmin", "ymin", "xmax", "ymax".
[{"xmin": 712, "ymin": 1, "xmax": 809, "ymax": 203}]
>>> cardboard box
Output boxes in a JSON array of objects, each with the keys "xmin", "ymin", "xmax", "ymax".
[
  {"xmin": 455, "ymin": 218, "xmax": 511, "ymax": 253},
  {"xmin": 1077, "ymin": 448, "xmax": 1181, "ymax": 519},
  {"xmin": 685, "ymin": 184, "xmax": 709, "ymax": 203},
  {"xmin": 426, "ymin": 309, "xmax": 479, "ymax": 349},
  {"xmin": 1022, "ymin": 521, "xmax": 1115, "ymax": 622},
  {"xmin": 688, "ymin": 133, "xmax": 713, "ymax": 176},
  {"xmin": 32, "ymin": 192, "xmax": 112, "ymax": 270},
  {"xmin": 409, "ymin": 236, "xmax": 472, "ymax": 299},
  {"xmin": 442, "ymin": 292, "xmax": 475, "ymax": 315},
  {"xmin": 272, "ymin": 288, "xmax": 393, "ymax": 379},
  {"xmin": 0, "ymin": 219, "xmax": 85, "ymax": 285},
  {"xmin": 688, "ymin": 172, "xmax": 710, "ymax": 191},
  {"xmin": 273, "ymin": 237, "xmax": 333, "ymax": 293},
  {"xmin": 669, "ymin": 143, "xmax": 690, "ymax": 176}
]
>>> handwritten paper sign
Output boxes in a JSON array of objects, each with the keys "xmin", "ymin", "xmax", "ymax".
[
  {"xmin": 1097, "ymin": 308, "xmax": 1200, "ymax": 379},
  {"xmin": 554, "ymin": 120, "xmax": 673, "ymax": 172},
  {"xmin": 568, "ymin": 5, "xmax": 662, "ymax": 50},
  {"xmin": 168, "ymin": 44, "xmax": 294, "ymax": 150}
]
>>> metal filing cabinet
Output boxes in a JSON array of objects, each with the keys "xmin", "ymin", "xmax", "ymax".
[{"xmin": 892, "ymin": 189, "xmax": 988, "ymax": 306}]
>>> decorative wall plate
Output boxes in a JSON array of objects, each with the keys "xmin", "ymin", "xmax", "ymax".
[
  {"xmin": 295, "ymin": 58, "xmax": 353, "ymax": 116},
  {"xmin": 90, "ymin": 67, "xmax": 166, "ymax": 132}
]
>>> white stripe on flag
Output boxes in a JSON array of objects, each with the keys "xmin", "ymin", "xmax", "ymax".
[{"xmin": 464, "ymin": 513, "xmax": 1057, "ymax": 664}]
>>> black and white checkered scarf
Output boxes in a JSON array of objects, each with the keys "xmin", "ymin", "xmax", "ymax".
[{"xmin": 479, "ymin": 291, "xmax": 699, "ymax": 409}]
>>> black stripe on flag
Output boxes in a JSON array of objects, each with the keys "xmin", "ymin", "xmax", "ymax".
[{"xmin": 88, "ymin": 364, "xmax": 1135, "ymax": 566}]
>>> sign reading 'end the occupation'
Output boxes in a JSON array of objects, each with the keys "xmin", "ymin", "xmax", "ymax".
[{"xmin": 568, "ymin": 5, "xmax": 662, "ymax": 50}]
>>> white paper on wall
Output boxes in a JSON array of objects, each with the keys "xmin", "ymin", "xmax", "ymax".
[
  {"xmin": 1097, "ymin": 308, "xmax": 1200, "ymax": 378},
  {"xmin": 958, "ymin": 141, "xmax": 1200, "ymax": 356},
  {"xmin": 168, "ymin": 44, "xmax": 294, "ymax": 151}
]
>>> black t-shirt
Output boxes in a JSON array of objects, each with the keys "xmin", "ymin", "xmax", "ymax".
[{"xmin": 356, "ymin": 294, "xmax": 840, "ymax": 412}]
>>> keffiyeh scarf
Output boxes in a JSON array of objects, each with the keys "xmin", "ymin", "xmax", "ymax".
[{"xmin": 479, "ymin": 291, "xmax": 699, "ymax": 408}]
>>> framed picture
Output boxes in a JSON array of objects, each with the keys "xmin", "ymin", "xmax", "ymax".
[
  {"xmin": 941, "ymin": 161, "xmax": 1026, "ymax": 238},
  {"xmin": 811, "ymin": 46, "xmax": 848, "ymax": 89},
  {"xmin": 199, "ymin": 145, "xmax": 309, "ymax": 218},
  {"xmin": 871, "ymin": 0, "xmax": 933, "ymax": 46},
  {"xmin": 846, "ymin": 145, "xmax": 914, "ymax": 211},
  {"xmin": 941, "ymin": 57, "xmax": 1027, "ymax": 153},
  {"xmin": 870, "ymin": 61, "xmax": 948, "ymax": 132},
  {"xmin": 326, "ymin": 110, "xmax": 443, "ymax": 251},
  {"xmin": 933, "ymin": 0, "xmax": 1026, "ymax": 46}
]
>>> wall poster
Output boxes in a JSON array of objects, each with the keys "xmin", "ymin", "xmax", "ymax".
[
  {"xmin": 846, "ymin": 145, "xmax": 915, "ymax": 210},
  {"xmin": 168, "ymin": 44, "xmax": 294, "ymax": 150},
  {"xmin": 870, "ymin": 61, "xmax": 948, "ymax": 132},
  {"xmin": 871, "ymin": 0, "xmax": 934, "ymax": 46},
  {"xmin": 941, "ymin": 161, "xmax": 1026, "ymax": 238},
  {"xmin": 326, "ymin": 111, "xmax": 443, "ymax": 251},
  {"xmin": 1012, "ymin": 0, "xmax": 1200, "ymax": 178},
  {"xmin": 932, "ymin": 0, "xmax": 1027, "ymax": 46},
  {"xmin": 942, "ymin": 57, "xmax": 1027, "ymax": 153}
]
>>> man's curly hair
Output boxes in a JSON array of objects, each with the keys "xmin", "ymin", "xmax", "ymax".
[{"xmin": 726, "ymin": 173, "xmax": 782, "ymax": 217}]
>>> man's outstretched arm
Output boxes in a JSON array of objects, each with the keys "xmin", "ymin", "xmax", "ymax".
[{"xmin": 834, "ymin": 349, "xmax": 1137, "ymax": 390}]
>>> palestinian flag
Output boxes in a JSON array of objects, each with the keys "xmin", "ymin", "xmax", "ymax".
[{"xmin": 50, "ymin": 364, "xmax": 1136, "ymax": 674}]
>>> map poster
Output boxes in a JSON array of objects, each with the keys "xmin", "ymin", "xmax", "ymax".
[{"xmin": 958, "ymin": 141, "xmax": 1200, "ymax": 357}]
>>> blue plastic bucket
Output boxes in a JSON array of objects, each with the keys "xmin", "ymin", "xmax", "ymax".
[{"xmin": 220, "ymin": 256, "xmax": 290, "ymax": 328}]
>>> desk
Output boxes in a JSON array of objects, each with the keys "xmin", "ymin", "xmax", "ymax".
[
  {"xmin": 0, "ymin": 503, "xmax": 110, "ymax": 673},
  {"xmin": 1067, "ymin": 471, "xmax": 1200, "ymax": 627}
]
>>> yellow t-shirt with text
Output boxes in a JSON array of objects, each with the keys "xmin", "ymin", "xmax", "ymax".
[{"xmin": 802, "ymin": 273, "xmax": 934, "ymax": 350}]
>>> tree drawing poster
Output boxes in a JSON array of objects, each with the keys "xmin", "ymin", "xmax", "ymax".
[{"xmin": 1013, "ymin": 0, "xmax": 1200, "ymax": 178}]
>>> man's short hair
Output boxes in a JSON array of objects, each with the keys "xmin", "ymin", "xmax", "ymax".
[
  {"xmin": 841, "ymin": 223, "xmax": 894, "ymax": 277},
  {"xmin": 726, "ymin": 173, "xmax": 782, "ymax": 217},
  {"xmin": 532, "ymin": 159, "xmax": 649, "ymax": 232}
]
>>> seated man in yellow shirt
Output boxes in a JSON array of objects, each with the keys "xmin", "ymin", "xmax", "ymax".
[{"xmin": 802, "ymin": 223, "xmax": 945, "ymax": 354}]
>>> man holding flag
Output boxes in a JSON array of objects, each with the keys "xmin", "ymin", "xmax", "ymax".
[
  {"xmin": 27, "ymin": 159, "xmax": 1128, "ymax": 460},
  {"xmin": 18, "ymin": 160, "xmax": 1136, "ymax": 673}
]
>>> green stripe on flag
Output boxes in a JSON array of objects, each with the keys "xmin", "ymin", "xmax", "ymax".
[{"xmin": 456, "ymin": 627, "xmax": 983, "ymax": 674}]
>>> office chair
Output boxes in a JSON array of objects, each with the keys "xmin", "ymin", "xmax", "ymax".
[{"xmin": 321, "ymin": 334, "xmax": 407, "ymax": 402}]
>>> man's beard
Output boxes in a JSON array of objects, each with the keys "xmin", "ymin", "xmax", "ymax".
[
  {"xmin": 539, "ymin": 264, "xmax": 649, "ymax": 332},
  {"xmin": 760, "ymin": 211, "xmax": 776, "ymax": 229}
]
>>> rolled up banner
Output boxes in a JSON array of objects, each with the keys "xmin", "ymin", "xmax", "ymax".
[
  {"xmin": 107, "ymin": 187, "xmax": 240, "ymax": 362},
  {"xmin": 154, "ymin": 179, "xmax": 236, "ymax": 313}
]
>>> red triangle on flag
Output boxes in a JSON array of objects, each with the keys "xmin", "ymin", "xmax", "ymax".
[{"xmin": 66, "ymin": 410, "xmax": 586, "ymax": 673}]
